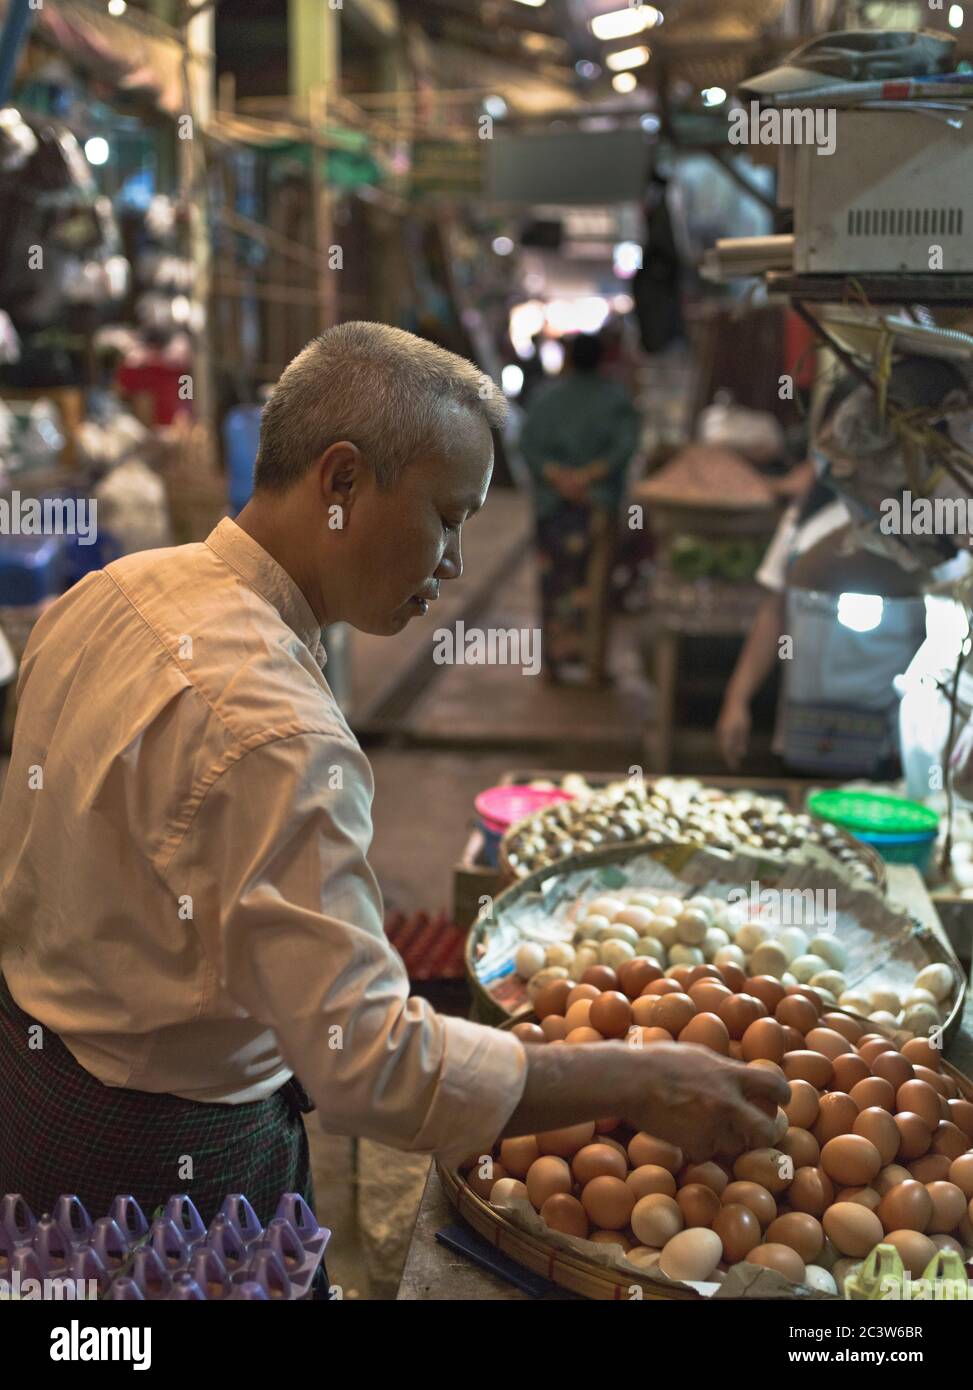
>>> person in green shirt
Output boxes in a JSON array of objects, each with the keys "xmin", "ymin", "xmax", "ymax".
[{"xmin": 520, "ymin": 332, "xmax": 641, "ymax": 684}]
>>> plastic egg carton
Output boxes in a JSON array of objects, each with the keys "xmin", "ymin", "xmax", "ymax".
[{"xmin": 0, "ymin": 1191, "xmax": 330, "ymax": 1300}]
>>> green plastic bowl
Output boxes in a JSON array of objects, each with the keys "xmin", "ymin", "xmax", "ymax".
[{"xmin": 807, "ymin": 790, "xmax": 939, "ymax": 869}]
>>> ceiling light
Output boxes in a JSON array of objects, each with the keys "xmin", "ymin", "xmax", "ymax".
[
  {"xmin": 606, "ymin": 45, "xmax": 650, "ymax": 72},
  {"xmin": 84, "ymin": 136, "xmax": 110, "ymax": 165},
  {"xmin": 492, "ymin": 236, "xmax": 515, "ymax": 256},
  {"xmin": 948, "ymin": 4, "xmax": 964, "ymax": 26},
  {"xmin": 591, "ymin": 6, "xmax": 662, "ymax": 40},
  {"xmin": 612, "ymin": 72, "xmax": 638, "ymax": 94},
  {"xmin": 483, "ymin": 95, "xmax": 508, "ymax": 119},
  {"xmin": 107, "ymin": 0, "xmax": 127, "ymax": 13},
  {"xmin": 702, "ymin": 86, "xmax": 727, "ymax": 107}
]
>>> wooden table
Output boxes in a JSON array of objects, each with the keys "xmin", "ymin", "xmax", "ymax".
[{"xmin": 398, "ymin": 865, "xmax": 973, "ymax": 1300}]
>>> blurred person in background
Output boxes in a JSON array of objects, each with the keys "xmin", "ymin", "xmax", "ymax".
[{"xmin": 520, "ymin": 332, "xmax": 641, "ymax": 685}]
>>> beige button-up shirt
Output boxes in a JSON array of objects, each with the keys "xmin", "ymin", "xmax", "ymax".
[{"xmin": 0, "ymin": 518, "xmax": 526, "ymax": 1159}]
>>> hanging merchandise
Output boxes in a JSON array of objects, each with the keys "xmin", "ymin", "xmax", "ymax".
[{"xmin": 632, "ymin": 172, "xmax": 684, "ymax": 355}]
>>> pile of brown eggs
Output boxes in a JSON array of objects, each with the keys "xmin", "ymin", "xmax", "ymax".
[{"xmin": 461, "ymin": 961, "xmax": 973, "ymax": 1293}]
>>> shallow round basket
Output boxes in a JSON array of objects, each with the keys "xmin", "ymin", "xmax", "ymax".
[
  {"xmin": 438, "ymin": 1015, "xmax": 973, "ymax": 1302},
  {"xmin": 466, "ymin": 841, "xmax": 963, "ymax": 1036},
  {"xmin": 498, "ymin": 794, "xmax": 887, "ymax": 894}
]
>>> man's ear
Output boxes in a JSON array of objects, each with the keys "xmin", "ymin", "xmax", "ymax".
[{"xmin": 318, "ymin": 441, "xmax": 361, "ymax": 512}]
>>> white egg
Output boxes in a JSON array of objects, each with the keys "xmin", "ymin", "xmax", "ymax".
[
  {"xmin": 669, "ymin": 944, "xmax": 705, "ymax": 966},
  {"xmin": 684, "ymin": 896, "xmax": 716, "ymax": 921},
  {"xmin": 735, "ymin": 921, "xmax": 770, "ymax": 953},
  {"xmin": 808, "ymin": 934, "xmax": 847, "ymax": 971},
  {"xmin": 634, "ymin": 936, "xmax": 667, "ymax": 964},
  {"xmin": 868, "ymin": 1010, "xmax": 900, "ymax": 1029},
  {"xmin": 588, "ymin": 896, "xmax": 626, "ymax": 919},
  {"xmin": 598, "ymin": 922, "xmax": 639, "ymax": 947},
  {"xmin": 702, "ymin": 926, "xmax": 730, "ymax": 960},
  {"xmin": 869, "ymin": 988, "xmax": 902, "ymax": 1015},
  {"xmin": 659, "ymin": 1228, "xmax": 722, "ymax": 1282},
  {"xmin": 514, "ymin": 941, "xmax": 547, "ymax": 979},
  {"xmin": 777, "ymin": 927, "xmax": 809, "ymax": 963},
  {"xmin": 651, "ymin": 916, "xmax": 680, "ymax": 949},
  {"xmin": 600, "ymin": 939, "xmax": 636, "ymax": 969},
  {"xmin": 952, "ymin": 841, "xmax": 973, "ymax": 865},
  {"xmin": 903, "ymin": 1003, "xmax": 941, "ymax": 1034},
  {"xmin": 953, "ymin": 862, "xmax": 973, "ymax": 889},
  {"xmin": 790, "ymin": 953, "xmax": 830, "ymax": 984},
  {"xmin": 490, "ymin": 1178, "xmax": 529, "ymax": 1207},
  {"xmin": 657, "ymin": 896, "xmax": 685, "ymax": 919},
  {"xmin": 903, "ymin": 987, "xmax": 937, "ymax": 1008},
  {"xmin": 628, "ymin": 892, "xmax": 660, "ymax": 911},
  {"xmin": 574, "ymin": 944, "xmax": 600, "ymax": 975},
  {"xmin": 577, "ymin": 914, "xmax": 610, "ymax": 940},
  {"xmin": 613, "ymin": 906, "xmax": 655, "ymax": 933},
  {"xmin": 838, "ymin": 991, "xmax": 872, "ymax": 1016},
  {"xmin": 810, "ymin": 970, "xmax": 846, "ymax": 997},
  {"xmin": 749, "ymin": 940, "xmax": 789, "ymax": 978},
  {"xmin": 780, "ymin": 971, "xmax": 798, "ymax": 988},
  {"xmin": 713, "ymin": 944, "xmax": 746, "ymax": 968},
  {"xmin": 914, "ymin": 963, "xmax": 954, "ymax": 1003},
  {"xmin": 675, "ymin": 909, "xmax": 709, "ymax": 945},
  {"xmin": 545, "ymin": 942, "xmax": 576, "ymax": 970},
  {"xmin": 802, "ymin": 1265, "xmax": 838, "ymax": 1295}
]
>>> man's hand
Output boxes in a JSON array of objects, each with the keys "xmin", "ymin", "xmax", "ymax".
[
  {"xmin": 716, "ymin": 695, "xmax": 751, "ymax": 770},
  {"xmin": 621, "ymin": 1042, "xmax": 786, "ymax": 1162}
]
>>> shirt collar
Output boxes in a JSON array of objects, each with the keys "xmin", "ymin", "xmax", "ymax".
[{"xmin": 205, "ymin": 517, "xmax": 327, "ymax": 665}]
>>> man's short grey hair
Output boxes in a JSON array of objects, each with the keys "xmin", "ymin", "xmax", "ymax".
[{"xmin": 254, "ymin": 321, "xmax": 509, "ymax": 491}]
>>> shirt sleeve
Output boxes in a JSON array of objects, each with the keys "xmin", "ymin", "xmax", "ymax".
[
  {"xmin": 166, "ymin": 733, "xmax": 527, "ymax": 1163},
  {"xmin": 755, "ymin": 502, "xmax": 800, "ymax": 593}
]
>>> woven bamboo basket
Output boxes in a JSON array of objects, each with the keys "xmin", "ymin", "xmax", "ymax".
[{"xmin": 438, "ymin": 1016, "xmax": 973, "ymax": 1302}]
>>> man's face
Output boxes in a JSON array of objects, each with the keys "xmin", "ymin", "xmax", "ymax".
[{"xmin": 339, "ymin": 405, "xmax": 494, "ymax": 636}]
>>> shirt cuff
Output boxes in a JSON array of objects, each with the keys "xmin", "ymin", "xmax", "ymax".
[{"xmin": 412, "ymin": 1016, "xmax": 528, "ymax": 1164}]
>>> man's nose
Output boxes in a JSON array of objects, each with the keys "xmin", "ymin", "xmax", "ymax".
[{"xmin": 436, "ymin": 531, "xmax": 463, "ymax": 581}]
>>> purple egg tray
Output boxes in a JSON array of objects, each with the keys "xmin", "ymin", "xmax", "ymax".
[{"xmin": 0, "ymin": 1191, "xmax": 331, "ymax": 1300}]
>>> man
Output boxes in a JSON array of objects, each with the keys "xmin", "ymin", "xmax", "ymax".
[{"xmin": 0, "ymin": 323, "xmax": 784, "ymax": 1232}]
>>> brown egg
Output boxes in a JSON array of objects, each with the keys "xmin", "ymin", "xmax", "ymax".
[
  {"xmin": 915, "ymin": 1064, "xmax": 950, "ymax": 1097},
  {"xmin": 581, "ymin": 1175, "xmax": 634, "ymax": 1230},
  {"xmin": 901, "ymin": 1037, "xmax": 942, "ymax": 1071},
  {"xmin": 677, "ymin": 1183, "xmax": 722, "ymax": 1227},
  {"xmin": 499, "ymin": 1135, "xmax": 540, "ymax": 1179},
  {"xmin": 824, "ymin": 1202, "xmax": 884, "ymax": 1256},
  {"xmin": 835, "ymin": 1186, "xmax": 881, "ymax": 1210},
  {"xmin": 565, "ymin": 1026, "xmax": 605, "ymax": 1044},
  {"xmin": 633, "ymin": 1024, "xmax": 675, "ymax": 1045},
  {"xmin": 589, "ymin": 1230, "xmax": 632, "ymax": 1251},
  {"xmin": 831, "ymin": 1053, "xmax": 871, "ymax": 1092},
  {"xmin": 926, "ymin": 1181, "xmax": 967, "ymax": 1234},
  {"xmin": 878, "ymin": 1180, "xmax": 932, "ymax": 1234},
  {"xmin": 784, "ymin": 1078, "xmax": 820, "ymax": 1130},
  {"xmin": 688, "ymin": 980, "xmax": 733, "ymax": 1014},
  {"xmin": 776, "ymin": 995, "xmax": 818, "ymax": 1034},
  {"xmin": 883, "ymin": 1229, "xmax": 937, "ymax": 1278},
  {"xmin": 540, "ymin": 1014, "xmax": 570, "ymax": 1042},
  {"xmin": 779, "ymin": 1127, "xmax": 820, "ymax": 1169},
  {"xmin": 786, "ymin": 983, "xmax": 825, "ymax": 1010},
  {"xmin": 895, "ymin": 1080, "xmax": 941, "ymax": 1130},
  {"xmin": 534, "ymin": 978, "xmax": 574, "ymax": 1019},
  {"xmin": 564, "ymin": 998, "xmax": 594, "ymax": 1032},
  {"xmin": 680, "ymin": 1161, "xmax": 729, "ymax": 1195},
  {"xmin": 511, "ymin": 1021, "xmax": 546, "ymax": 1044},
  {"xmin": 718, "ymin": 993, "xmax": 767, "ymax": 1040},
  {"xmin": 565, "ymin": 983, "xmax": 600, "ymax": 1007},
  {"xmin": 721, "ymin": 1180, "xmax": 777, "ymax": 1227},
  {"xmin": 679, "ymin": 1012, "xmax": 730, "ymax": 1055},
  {"xmin": 745, "ymin": 1244, "xmax": 805, "ymax": 1283},
  {"xmin": 783, "ymin": 1050, "xmax": 833, "ymax": 1089},
  {"xmin": 874, "ymin": 1163, "xmax": 912, "ymax": 1195},
  {"xmin": 908, "ymin": 1154, "xmax": 951, "ymax": 1184},
  {"xmin": 932, "ymin": 1121, "xmax": 969, "ymax": 1160},
  {"xmin": 536, "ymin": 1121, "xmax": 597, "ymax": 1158},
  {"xmin": 805, "ymin": 1027, "xmax": 856, "ymax": 1060},
  {"xmin": 821, "ymin": 1134, "xmax": 882, "ymax": 1186},
  {"xmin": 849, "ymin": 1076, "xmax": 896, "ymax": 1113},
  {"xmin": 720, "ymin": 962, "xmax": 748, "ymax": 993},
  {"xmin": 947, "ymin": 1098, "xmax": 973, "ymax": 1138},
  {"xmin": 766, "ymin": 1212, "xmax": 824, "ymax": 1263},
  {"xmin": 858, "ymin": 1039, "xmax": 897, "ymax": 1068},
  {"xmin": 628, "ymin": 1132, "xmax": 683, "ymax": 1173},
  {"xmin": 630, "ymin": 996, "xmax": 663, "ymax": 1027},
  {"xmin": 852, "ymin": 1107, "xmax": 900, "ymax": 1167},
  {"xmin": 745, "ymin": 975, "xmax": 787, "ymax": 1012},
  {"xmin": 741, "ymin": 1017, "xmax": 787, "ymax": 1063},
  {"xmin": 642, "ymin": 977, "xmax": 684, "ymax": 997},
  {"xmin": 686, "ymin": 964, "xmax": 724, "ymax": 986},
  {"xmin": 588, "ymin": 991, "xmax": 633, "ymax": 1039},
  {"xmin": 948, "ymin": 1153, "xmax": 973, "ymax": 1197},
  {"xmin": 872, "ymin": 1051, "xmax": 914, "ymax": 1091},
  {"xmin": 626, "ymin": 1164, "xmax": 677, "ymax": 1199},
  {"xmin": 630, "ymin": 1193, "xmax": 683, "ymax": 1247},
  {"xmin": 617, "ymin": 958, "xmax": 663, "ymax": 1000},
  {"xmin": 748, "ymin": 1058, "xmax": 786, "ymax": 1079},
  {"xmin": 779, "ymin": 1025, "xmax": 804, "ymax": 1053},
  {"xmin": 571, "ymin": 1142, "xmax": 628, "ymax": 1185},
  {"xmin": 813, "ymin": 1093, "xmax": 859, "ymax": 1144},
  {"xmin": 787, "ymin": 1166, "xmax": 834, "ymax": 1217},
  {"xmin": 652, "ymin": 992, "xmax": 697, "ymax": 1035},
  {"xmin": 894, "ymin": 1112, "xmax": 932, "ymax": 1162},
  {"xmin": 467, "ymin": 1160, "xmax": 508, "ymax": 1199},
  {"xmin": 713, "ymin": 1203, "xmax": 762, "ymax": 1261},
  {"xmin": 541, "ymin": 1191, "xmax": 589, "ymax": 1237},
  {"xmin": 733, "ymin": 1148, "xmax": 792, "ymax": 1194},
  {"xmin": 580, "ymin": 965, "xmax": 619, "ymax": 992},
  {"xmin": 821, "ymin": 1012, "xmax": 865, "ymax": 1043},
  {"xmin": 668, "ymin": 965, "xmax": 695, "ymax": 988}
]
